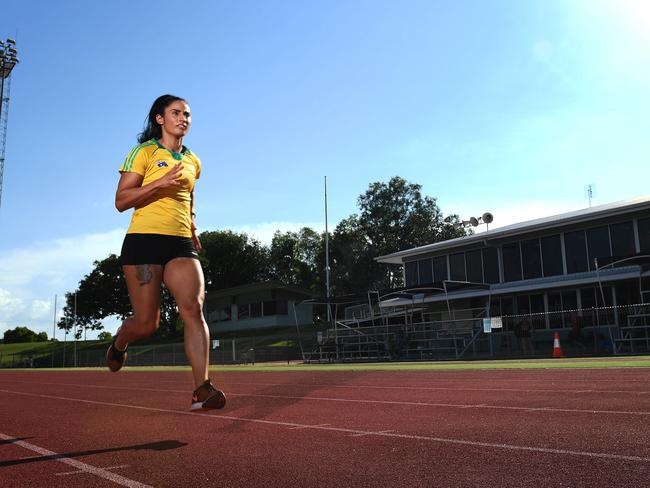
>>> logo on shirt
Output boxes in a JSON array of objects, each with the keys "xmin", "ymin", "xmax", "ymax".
[{"xmin": 156, "ymin": 160, "xmax": 169, "ymax": 168}]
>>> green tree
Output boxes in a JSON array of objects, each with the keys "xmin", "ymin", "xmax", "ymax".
[
  {"xmin": 3, "ymin": 326, "xmax": 47, "ymax": 343},
  {"xmin": 269, "ymin": 227, "xmax": 324, "ymax": 292},
  {"xmin": 330, "ymin": 176, "xmax": 466, "ymax": 290},
  {"xmin": 98, "ymin": 331, "xmax": 113, "ymax": 341},
  {"xmin": 200, "ymin": 230, "xmax": 270, "ymax": 290}
]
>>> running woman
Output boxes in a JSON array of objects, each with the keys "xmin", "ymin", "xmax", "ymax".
[{"xmin": 107, "ymin": 94, "xmax": 226, "ymax": 410}]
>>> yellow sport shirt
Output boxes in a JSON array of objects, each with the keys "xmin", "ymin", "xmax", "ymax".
[{"xmin": 118, "ymin": 138, "xmax": 201, "ymax": 237}]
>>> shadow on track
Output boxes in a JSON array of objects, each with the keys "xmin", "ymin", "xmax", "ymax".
[{"xmin": 0, "ymin": 439, "xmax": 188, "ymax": 468}]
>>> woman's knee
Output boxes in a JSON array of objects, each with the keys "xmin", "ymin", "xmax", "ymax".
[
  {"xmin": 177, "ymin": 301, "xmax": 203, "ymax": 321},
  {"xmin": 132, "ymin": 313, "xmax": 160, "ymax": 335}
]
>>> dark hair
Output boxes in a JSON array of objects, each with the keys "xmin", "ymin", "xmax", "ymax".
[{"xmin": 138, "ymin": 94, "xmax": 186, "ymax": 143}]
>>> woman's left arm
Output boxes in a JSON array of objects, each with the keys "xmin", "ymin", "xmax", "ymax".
[{"xmin": 190, "ymin": 190, "xmax": 202, "ymax": 252}]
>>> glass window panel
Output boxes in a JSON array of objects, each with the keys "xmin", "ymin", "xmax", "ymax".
[
  {"xmin": 418, "ymin": 258, "xmax": 433, "ymax": 284},
  {"xmin": 639, "ymin": 218, "xmax": 650, "ymax": 253},
  {"xmin": 610, "ymin": 221, "xmax": 635, "ymax": 259},
  {"xmin": 564, "ymin": 231, "xmax": 588, "ymax": 274},
  {"xmin": 465, "ymin": 250, "xmax": 483, "ymax": 283},
  {"xmin": 562, "ymin": 290, "xmax": 577, "ymax": 310},
  {"xmin": 405, "ymin": 261, "xmax": 418, "ymax": 287},
  {"xmin": 581, "ymin": 288, "xmax": 596, "ymax": 311},
  {"xmin": 263, "ymin": 301, "xmax": 276, "ymax": 316},
  {"xmin": 489, "ymin": 298, "xmax": 501, "ymax": 317},
  {"xmin": 482, "ymin": 247, "xmax": 500, "ymax": 284},
  {"xmin": 433, "ymin": 256, "xmax": 448, "ymax": 282},
  {"xmin": 238, "ymin": 304, "xmax": 250, "ymax": 320},
  {"xmin": 250, "ymin": 302, "xmax": 262, "ymax": 318},
  {"xmin": 586, "ymin": 226, "xmax": 611, "ymax": 270},
  {"xmin": 541, "ymin": 235, "xmax": 563, "ymax": 277},
  {"xmin": 276, "ymin": 300, "xmax": 289, "ymax": 315},
  {"xmin": 449, "ymin": 253, "xmax": 466, "ymax": 281},
  {"xmin": 502, "ymin": 243, "xmax": 522, "ymax": 282},
  {"xmin": 521, "ymin": 238, "xmax": 542, "ymax": 280},
  {"xmin": 530, "ymin": 294, "xmax": 544, "ymax": 314}
]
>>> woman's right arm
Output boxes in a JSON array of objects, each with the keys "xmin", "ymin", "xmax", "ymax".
[{"xmin": 115, "ymin": 163, "xmax": 183, "ymax": 212}]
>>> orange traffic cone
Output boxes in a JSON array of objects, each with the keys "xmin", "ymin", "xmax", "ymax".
[{"xmin": 552, "ymin": 332, "xmax": 564, "ymax": 358}]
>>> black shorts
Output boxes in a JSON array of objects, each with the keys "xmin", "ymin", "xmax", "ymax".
[{"xmin": 120, "ymin": 233, "xmax": 199, "ymax": 266}]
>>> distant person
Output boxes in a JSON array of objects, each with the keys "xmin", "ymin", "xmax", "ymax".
[
  {"xmin": 515, "ymin": 310, "xmax": 535, "ymax": 356},
  {"xmin": 106, "ymin": 94, "xmax": 225, "ymax": 410},
  {"xmin": 568, "ymin": 311, "xmax": 587, "ymax": 350}
]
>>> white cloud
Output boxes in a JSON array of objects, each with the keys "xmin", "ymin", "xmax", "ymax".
[
  {"xmin": 0, "ymin": 229, "xmax": 125, "ymax": 338},
  {"xmin": 227, "ymin": 221, "xmax": 326, "ymax": 245}
]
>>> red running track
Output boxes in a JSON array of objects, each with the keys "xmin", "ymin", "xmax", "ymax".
[{"xmin": 1, "ymin": 367, "xmax": 650, "ymax": 487}]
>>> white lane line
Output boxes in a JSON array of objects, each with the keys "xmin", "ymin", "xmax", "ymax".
[
  {"xmin": 55, "ymin": 465, "xmax": 130, "ymax": 476},
  {"xmin": 0, "ymin": 433, "xmax": 151, "ymax": 487},
  {"xmin": 5, "ymin": 377, "xmax": 647, "ymax": 396},
  {"xmin": 1, "ymin": 389, "xmax": 649, "ymax": 464},
  {"xmin": 350, "ymin": 430, "xmax": 394, "ymax": 437},
  {"xmin": 289, "ymin": 423, "xmax": 330, "ymax": 430},
  {"xmin": 1, "ymin": 382, "xmax": 649, "ymax": 417}
]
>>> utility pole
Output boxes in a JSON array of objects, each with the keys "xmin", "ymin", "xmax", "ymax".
[
  {"xmin": 51, "ymin": 295, "xmax": 57, "ymax": 368},
  {"xmin": 324, "ymin": 176, "xmax": 331, "ymax": 321}
]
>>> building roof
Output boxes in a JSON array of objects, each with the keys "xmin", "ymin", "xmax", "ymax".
[
  {"xmin": 377, "ymin": 195, "xmax": 650, "ymax": 264},
  {"xmin": 204, "ymin": 281, "xmax": 316, "ymax": 300}
]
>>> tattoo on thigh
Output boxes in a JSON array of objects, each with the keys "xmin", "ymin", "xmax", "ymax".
[{"xmin": 136, "ymin": 265, "xmax": 153, "ymax": 285}]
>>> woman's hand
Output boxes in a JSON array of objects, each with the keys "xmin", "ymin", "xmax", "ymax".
[
  {"xmin": 191, "ymin": 220, "xmax": 202, "ymax": 252},
  {"xmin": 156, "ymin": 163, "xmax": 184, "ymax": 189}
]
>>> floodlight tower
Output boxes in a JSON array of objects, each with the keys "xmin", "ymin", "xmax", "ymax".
[{"xmin": 0, "ymin": 38, "xmax": 19, "ymax": 209}]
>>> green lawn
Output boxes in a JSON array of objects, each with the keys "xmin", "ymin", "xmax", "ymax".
[
  {"xmin": 0, "ymin": 340, "xmax": 107, "ymax": 367},
  {"xmin": 2, "ymin": 355, "xmax": 649, "ymax": 372}
]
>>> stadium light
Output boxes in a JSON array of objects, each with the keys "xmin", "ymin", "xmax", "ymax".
[{"xmin": 0, "ymin": 37, "xmax": 19, "ymax": 209}]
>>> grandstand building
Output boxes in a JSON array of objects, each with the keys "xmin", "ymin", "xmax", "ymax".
[{"xmin": 370, "ymin": 196, "xmax": 650, "ymax": 358}]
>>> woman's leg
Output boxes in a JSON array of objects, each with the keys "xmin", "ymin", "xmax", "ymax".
[
  {"xmin": 114, "ymin": 264, "xmax": 164, "ymax": 350},
  {"xmin": 163, "ymin": 257, "xmax": 209, "ymax": 389}
]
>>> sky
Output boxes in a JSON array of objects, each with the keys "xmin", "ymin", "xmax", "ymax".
[{"xmin": 1, "ymin": 0, "xmax": 649, "ymax": 340}]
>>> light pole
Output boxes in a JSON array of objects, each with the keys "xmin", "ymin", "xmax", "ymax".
[{"xmin": 0, "ymin": 37, "xmax": 19, "ymax": 208}]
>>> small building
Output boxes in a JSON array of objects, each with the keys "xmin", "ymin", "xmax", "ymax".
[{"xmin": 204, "ymin": 282, "xmax": 315, "ymax": 336}]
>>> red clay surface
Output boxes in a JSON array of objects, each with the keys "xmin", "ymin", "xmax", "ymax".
[{"xmin": 1, "ymin": 367, "xmax": 650, "ymax": 487}]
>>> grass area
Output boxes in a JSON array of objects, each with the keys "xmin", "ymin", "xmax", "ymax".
[
  {"xmin": 2, "ymin": 355, "xmax": 649, "ymax": 373},
  {"xmin": 0, "ymin": 340, "xmax": 107, "ymax": 367}
]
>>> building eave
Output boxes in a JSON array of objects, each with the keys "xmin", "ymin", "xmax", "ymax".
[{"xmin": 376, "ymin": 195, "xmax": 650, "ymax": 264}]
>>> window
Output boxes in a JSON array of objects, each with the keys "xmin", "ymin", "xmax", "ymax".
[
  {"xmin": 562, "ymin": 290, "xmax": 577, "ymax": 310},
  {"xmin": 521, "ymin": 238, "xmax": 542, "ymax": 280},
  {"xmin": 502, "ymin": 242, "xmax": 522, "ymax": 282},
  {"xmin": 564, "ymin": 230, "xmax": 588, "ymax": 274},
  {"xmin": 482, "ymin": 247, "xmax": 500, "ymax": 284},
  {"xmin": 586, "ymin": 226, "xmax": 611, "ymax": 270},
  {"xmin": 639, "ymin": 218, "xmax": 650, "ymax": 253},
  {"xmin": 276, "ymin": 300, "xmax": 289, "ymax": 315},
  {"xmin": 238, "ymin": 304, "xmax": 250, "ymax": 320},
  {"xmin": 418, "ymin": 258, "xmax": 433, "ymax": 284},
  {"xmin": 465, "ymin": 250, "xmax": 483, "ymax": 283},
  {"xmin": 405, "ymin": 261, "xmax": 418, "ymax": 287},
  {"xmin": 215, "ymin": 306, "xmax": 231, "ymax": 322},
  {"xmin": 250, "ymin": 302, "xmax": 262, "ymax": 318},
  {"xmin": 541, "ymin": 235, "xmax": 563, "ymax": 277},
  {"xmin": 433, "ymin": 256, "xmax": 448, "ymax": 282},
  {"xmin": 449, "ymin": 253, "xmax": 466, "ymax": 281},
  {"xmin": 263, "ymin": 301, "xmax": 276, "ymax": 316},
  {"xmin": 610, "ymin": 221, "xmax": 635, "ymax": 259}
]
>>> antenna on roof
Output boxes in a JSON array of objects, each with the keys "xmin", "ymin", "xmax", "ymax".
[{"xmin": 585, "ymin": 184, "xmax": 596, "ymax": 208}]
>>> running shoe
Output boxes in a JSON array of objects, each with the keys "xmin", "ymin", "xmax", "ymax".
[
  {"xmin": 106, "ymin": 336, "xmax": 128, "ymax": 372},
  {"xmin": 191, "ymin": 379, "xmax": 226, "ymax": 410}
]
